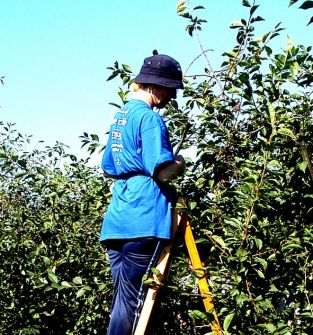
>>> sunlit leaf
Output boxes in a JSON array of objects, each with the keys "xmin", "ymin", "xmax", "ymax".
[
  {"xmin": 48, "ymin": 272, "xmax": 59, "ymax": 284},
  {"xmin": 176, "ymin": 0, "xmax": 186, "ymax": 13},
  {"xmin": 73, "ymin": 277, "xmax": 83, "ymax": 285},
  {"xmin": 230, "ymin": 20, "xmax": 245, "ymax": 28},
  {"xmin": 211, "ymin": 235, "xmax": 228, "ymax": 249},
  {"xmin": 277, "ymin": 128, "xmax": 297, "ymax": 141},
  {"xmin": 298, "ymin": 160, "xmax": 308, "ymax": 172},
  {"xmin": 76, "ymin": 288, "xmax": 86, "ymax": 298},
  {"xmin": 258, "ymin": 323, "xmax": 277, "ymax": 332},
  {"xmin": 61, "ymin": 281, "xmax": 72, "ymax": 288},
  {"xmin": 223, "ymin": 313, "xmax": 235, "ymax": 331},
  {"xmin": 122, "ymin": 64, "xmax": 132, "ymax": 73}
]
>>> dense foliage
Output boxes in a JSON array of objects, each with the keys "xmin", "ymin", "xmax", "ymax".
[
  {"xmin": 1, "ymin": 1, "xmax": 312, "ymax": 334},
  {"xmin": 0, "ymin": 127, "xmax": 112, "ymax": 334}
]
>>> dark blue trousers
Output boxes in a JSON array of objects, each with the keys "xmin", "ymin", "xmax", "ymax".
[{"xmin": 106, "ymin": 238, "xmax": 161, "ymax": 335}]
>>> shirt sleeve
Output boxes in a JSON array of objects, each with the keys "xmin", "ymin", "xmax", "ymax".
[{"xmin": 140, "ymin": 113, "xmax": 174, "ymax": 176}]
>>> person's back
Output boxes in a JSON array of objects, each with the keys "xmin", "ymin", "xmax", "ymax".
[{"xmin": 100, "ymin": 99, "xmax": 174, "ymax": 240}]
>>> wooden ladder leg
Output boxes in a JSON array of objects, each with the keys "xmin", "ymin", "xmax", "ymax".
[
  {"xmin": 132, "ymin": 203, "xmax": 184, "ymax": 335},
  {"xmin": 180, "ymin": 213, "xmax": 222, "ymax": 335}
]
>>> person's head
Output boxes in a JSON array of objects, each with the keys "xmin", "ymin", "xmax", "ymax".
[{"xmin": 134, "ymin": 54, "xmax": 183, "ymax": 108}]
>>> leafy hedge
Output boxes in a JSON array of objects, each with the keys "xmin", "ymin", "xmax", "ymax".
[
  {"xmin": 0, "ymin": 125, "xmax": 112, "ymax": 334},
  {"xmin": 1, "ymin": 1, "xmax": 313, "ymax": 334}
]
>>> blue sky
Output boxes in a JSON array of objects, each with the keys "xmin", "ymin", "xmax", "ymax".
[{"xmin": 0, "ymin": 0, "xmax": 312, "ymax": 165}]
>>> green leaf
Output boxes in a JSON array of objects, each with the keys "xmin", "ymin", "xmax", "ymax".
[
  {"xmin": 242, "ymin": 0, "xmax": 251, "ymax": 7},
  {"xmin": 239, "ymin": 72, "xmax": 249, "ymax": 83},
  {"xmin": 250, "ymin": 5, "xmax": 259, "ymax": 15},
  {"xmin": 189, "ymin": 201, "xmax": 197, "ymax": 210},
  {"xmin": 254, "ymin": 237, "xmax": 263, "ymax": 250},
  {"xmin": 230, "ymin": 20, "xmax": 245, "ymax": 28},
  {"xmin": 267, "ymin": 160, "xmax": 281, "ymax": 168},
  {"xmin": 269, "ymin": 284, "xmax": 279, "ymax": 292},
  {"xmin": 262, "ymin": 32, "xmax": 270, "ymax": 43},
  {"xmin": 286, "ymin": 35, "xmax": 293, "ymax": 50},
  {"xmin": 298, "ymin": 160, "xmax": 308, "ymax": 172},
  {"xmin": 228, "ymin": 88, "xmax": 241, "ymax": 94},
  {"xmin": 61, "ymin": 281, "xmax": 72, "ymax": 288},
  {"xmin": 188, "ymin": 309, "xmax": 208, "ymax": 321},
  {"xmin": 42, "ymin": 256, "xmax": 51, "ymax": 266},
  {"xmin": 224, "ymin": 217, "xmax": 242, "ymax": 228},
  {"xmin": 176, "ymin": 0, "xmax": 186, "ymax": 13},
  {"xmin": 265, "ymin": 46, "xmax": 272, "ymax": 56},
  {"xmin": 72, "ymin": 276, "xmax": 83, "ymax": 285},
  {"xmin": 108, "ymin": 102, "xmax": 121, "ymax": 109},
  {"xmin": 223, "ymin": 313, "xmax": 235, "ymax": 331},
  {"xmin": 268, "ymin": 102, "xmax": 276, "ymax": 128},
  {"xmin": 281, "ymin": 243, "xmax": 303, "ymax": 251},
  {"xmin": 143, "ymin": 277, "xmax": 155, "ymax": 285},
  {"xmin": 299, "ymin": 1, "xmax": 313, "ymax": 10},
  {"xmin": 17, "ymin": 159, "xmax": 27, "ymax": 168},
  {"xmin": 256, "ymin": 269, "xmax": 265, "ymax": 279},
  {"xmin": 277, "ymin": 128, "xmax": 297, "ymax": 141},
  {"xmin": 122, "ymin": 76, "xmax": 130, "ymax": 85},
  {"xmin": 181, "ymin": 12, "xmax": 192, "ymax": 19},
  {"xmin": 256, "ymin": 257, "xmax": 268, "ymax": 271},
  {"xmin": 76, "ymin": 288, "xmax": 86, "ymax": 298},
  {"xmin": 122, "ymin": 64, "xmax": 132, "ymax": 73},
  {"xmin": 193, "ymin": 5, "xmax": 205, "ymax": 11},
  {"xmin": 196, "ymin": 177, "xmax": 206, "ymax": 188},
  {"xmin": 51, "ymin": 283, "xmax": 63, "ymax": 291},
  {"xmin": 252, "ymin": 16, "xmax": 265, "ymax": 22},
  {"xmin": 211, "ymin": 235, "xmax": 228, "ymax": 249},
  {"xmin": 258, "ymin": 323, "xmax": 277, "ymax": 332},
  {"xmin": 90, "ymin": 134, "xmax": 99, "ymax": 142},
  {"xmin": 151, "ymin": 267, "xmax": 161, "ymax": 276},
  {"xmin": 289, "ymin": 0, "xmax": 299, "ymax": 6},
  {"xmin": 107, "ymin": 72, "xmax": 119, "ymax": 81},
  {"xmin": 48, "ymin": 272, "xmax": 59, "ymax": 284}
]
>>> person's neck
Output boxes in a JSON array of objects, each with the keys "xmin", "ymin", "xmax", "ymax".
[{"xmin": 132, "ymin": 90, "xmax": 153, "ymax": 107}]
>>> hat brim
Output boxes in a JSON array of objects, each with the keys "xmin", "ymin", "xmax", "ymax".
[{"xmin": 135, "ymin": 74, "xmax": 184, "ymax": 89}]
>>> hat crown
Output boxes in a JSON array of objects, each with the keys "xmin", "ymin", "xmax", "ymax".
[
  {"xmin": 141, "ymin": 54, "xmax": 182, "ymax": 80},
  {"xmin": 135, "ymin": 54, "xmax": 184, "ymax": 89}
]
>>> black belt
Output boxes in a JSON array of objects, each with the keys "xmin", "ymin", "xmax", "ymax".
[{"xmin": 113, "ymin": 171, "xmax": 148, "ymax": 180}]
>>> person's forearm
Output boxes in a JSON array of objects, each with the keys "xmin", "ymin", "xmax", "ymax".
[{"xmin": 156, "ymin": 157, "xmax": 185, "ymax": 181}]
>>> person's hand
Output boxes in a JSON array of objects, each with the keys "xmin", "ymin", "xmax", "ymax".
[{"xmin": 175, "ymin": 155, "xmax": 186, "ymax": 176}]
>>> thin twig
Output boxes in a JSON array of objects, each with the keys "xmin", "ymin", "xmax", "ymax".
[
  {"xmin": 194, "ymin": 28, "xmax": 224, "ymax": 95},
  {"xmin": 184, "ymin": 49, "xmax": 214, "ymax": 76},
  {"xmin": 174, "ymin": 122, "xmax": 192, "ymax": 156}
]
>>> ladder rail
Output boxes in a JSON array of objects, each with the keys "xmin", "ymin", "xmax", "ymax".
[
  {"xmin": 132, "ymin": 199, "xmax": 221, "ymax": 335},
  {"xmin": 132, "ymin": 203, "xmax": 183, "ymax": 335},
  {"xmin": 180, "ymin": 213, "xmax": 222, "ymax": 334}
]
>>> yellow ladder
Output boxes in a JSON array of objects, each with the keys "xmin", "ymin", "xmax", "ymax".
[{"xmin": 133, "ymin": 198, "xmax": 221, "ymax": 335}]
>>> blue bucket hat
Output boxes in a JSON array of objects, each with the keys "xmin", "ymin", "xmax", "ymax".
[{"xmin": 135, "ymin": 54, "xmax": 184, "ymax": 89}]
